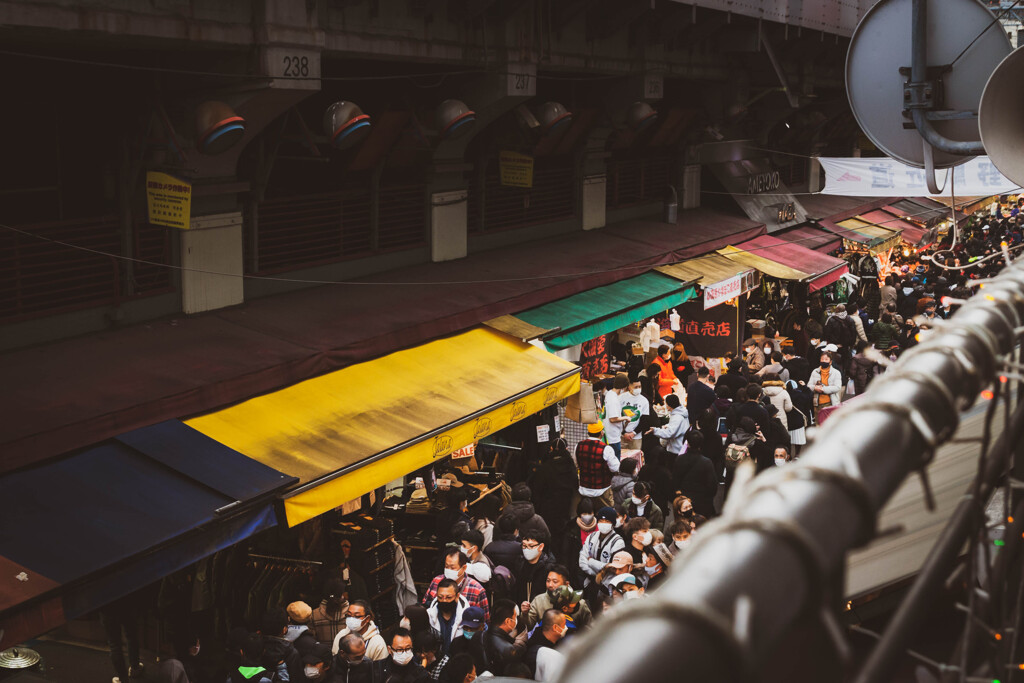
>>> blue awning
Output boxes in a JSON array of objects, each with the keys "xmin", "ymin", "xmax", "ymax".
[{"xmin": 0, "ymin": 421, "xmax": 295, "ymax": 648}]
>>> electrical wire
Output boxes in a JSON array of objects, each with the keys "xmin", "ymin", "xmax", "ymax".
[
  {"xmin": 0, "ymin": 197, "xmax": 974, "ymax": 287},
  {"xmin": 948, "ymin": 2, "xmax": 1023, "ymax": 69}
]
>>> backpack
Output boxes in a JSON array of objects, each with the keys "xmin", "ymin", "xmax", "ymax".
[{"xmin": 724, "ymin": 436, "xmax": 756, "ymax": 468}]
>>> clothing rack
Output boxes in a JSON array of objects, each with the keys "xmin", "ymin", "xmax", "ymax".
[{"xmin": 248, "ymin": 552, "xmax": 322, "ymax": 566}]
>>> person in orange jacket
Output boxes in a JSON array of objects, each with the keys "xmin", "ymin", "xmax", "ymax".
[{"xmin": 652, "ymin": 342, "xmax": 677, "ymax": 397}]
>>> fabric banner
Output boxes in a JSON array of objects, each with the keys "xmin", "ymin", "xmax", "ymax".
[
  {"xmin": 819, "ymin": 156, "xmax": 1020, "ymax": 197},
  {"xmin": 673, "ymin": 300, "xmax": 740, "ymax": 358}
]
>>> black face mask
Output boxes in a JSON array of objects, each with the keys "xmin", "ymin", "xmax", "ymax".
[
  {"xmin": 438, "ymin": 601, "xmax": 456, "ymax": 616},
  {"xmin": 820, "ymin": 361, "xmax": 830, "ymax": 369}
]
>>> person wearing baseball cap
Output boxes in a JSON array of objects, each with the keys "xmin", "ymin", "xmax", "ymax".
[
  {"xmin": 448, "ymin": 605, "xmax": 488, "ymax": 675},
  {"xmin": 609, "ymin": 572, "xmax": 644, "ymax": 600},
  {"xmin": 300, "ymin": 642, "xmax": 336, "ymax": 681},
  {"xmin": 578, "ymin": 506, "xmax": 625, "ymax": 587},
  {"xmin": 550, "ymin": 585, "xmax": 591, "ymax": 634}
]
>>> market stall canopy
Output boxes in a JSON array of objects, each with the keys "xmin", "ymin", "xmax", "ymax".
[
  {"xmin": 655, "ymin": 255, "xmax": 759, "ymax": 309},
  {"xmin": 717, "ymin": 235, "xmax": 849, "ymax": 291},
  {"xmin": 774, "ymin": 224, "xmax": 842, "ymax": 253},
  {"xmin": 187, "ymin": 328, "xmax": 580, "ymax": 527},
  {"xmin": 510, "ymin": 272, "xmax": 698, "ymax": 350},
  {"xmin": 888, "ymin": 197, "xmax": 967, "ymax": 226},
  {"xmin": 822, "ymin": 217, "xmax": 904, "ymax": 253},
  {"xmin": 0, "ymin": 421, "xmax": 293, "ymax": 650},
  {"xmin": 862, "ymin": 209, "xmax": 935, "ymax": 248}
]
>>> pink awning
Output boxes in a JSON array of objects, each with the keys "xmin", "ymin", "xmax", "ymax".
[
  {"xmin": 723, "ymin": 235, "xmax": 849, "ymax": 292},
  {"xmin": 776, "ymin": 225, "xmax": 841, "ymax": 253},
  {"xmin": 866, "ymin": 209, "xmax": 933, "ymax": 247}
]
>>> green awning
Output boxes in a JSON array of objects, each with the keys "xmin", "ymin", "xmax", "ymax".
[{"xmin": 515, "ymin": 272, "xmax": 697, "ymax": 350}]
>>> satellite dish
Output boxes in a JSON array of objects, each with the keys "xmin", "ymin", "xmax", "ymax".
[
  {"xmin": 979, "ymin": 48, "xmax": 1024, "ymax": 187},
  {"xmin": 846, "ymin": 0, "xmax": 1010, "ymax": 169}
]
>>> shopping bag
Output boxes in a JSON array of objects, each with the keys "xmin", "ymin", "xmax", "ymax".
[{"xmin": 565, "ymin": 382, "xmax": 599, "ymax": 423}]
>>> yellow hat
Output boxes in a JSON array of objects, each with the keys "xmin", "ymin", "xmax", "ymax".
[{"xmin": 587, "ymin": 422, "xmax": 604, "ymax": 435}]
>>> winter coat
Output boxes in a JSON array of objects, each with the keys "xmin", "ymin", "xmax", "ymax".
[
  {"xmin": 502, "ymin": 500, "xmax": 551, "ymax": 542},
  {"xmin": 671, "ymin": 449, "xmax": 717, "ymax": 517},
  {"xmin": 651, "ymin": 405, "xmax": 690, "ymax": 455},
  {"xmin": 850, "ymin": 355, "xmax": 876, "ymax": 396},
  {"xmin": 782, "ymin": 355, "xmax": 811, "ymax": 384},
  {"xmin": 824, "ymin": 314, "xmax": 857, "ymax": 349},
  {"xmin": 484, "ymin": 534, "xmax": 522, "ymax": 571},
  {"xmin": 609, "ymin": 472, "xmax": 636, "ymax": 506},
  {"xmin": 761, "ymin": 381, "xmax": 793, "ymax": 421},
  {"xmin": 512, "ymin": 549, "xmax": 557, "ymax": 604},
  {"xmin": 744, "ymin": 347, "xmax": 765, "ymax": 373},
  {"xmin": 808, "ymin": 365, "xmax": 843, "ymax": 407},
  {"xmin": 626, "ymin": 497, "xmax": 665, "ymax": 532},
  {"xmin": 872, "ymin": 321, "xmax": 899, "ymax": 350},
  {"xmin": 716, "ymin": 369, "xmax": 749, "ymax": 398},
  {"xmin": 332, "ymin": 621, "xmax": 389, "ymax": 661},
  {"xmin": 785, "ymin": 382, "xmax": 813, "ymax": 429},
  {"xmin": 529, "ymin": 453, "xmax": 579, "ymax": 539}
]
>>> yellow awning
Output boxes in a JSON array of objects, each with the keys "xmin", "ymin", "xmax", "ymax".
[
  {"xmin": 186, "ymin": 328, "xmax": 580, "ymax": 526},
  {"xmin": 655, "ymin": 254, "xmax": 752, "ymax": 286},
  {"xmin": 716, "ymin": 245, "xmax": 812, "ymax": 281}
]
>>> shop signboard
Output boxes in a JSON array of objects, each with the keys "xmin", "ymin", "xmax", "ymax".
[
  {"xmin": 674, "ymin": 300, "xmax": 740, "ymax": 357},
  {"xmin": 579, "ymin": 333, "xmax": 611, "ymax": 381},
  {"xmin": 145, "ymin": 171, "xmax": 192, "ymax": 229},
  {"xmin": 703, "ymin": 270, "xmax": 758, "ymax": 310},
  {"xmin": 499, "ymin": 150, "xmax": 534, "ymax": 188}
]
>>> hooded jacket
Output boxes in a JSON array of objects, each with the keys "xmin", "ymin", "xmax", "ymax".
[
  {"xmin": 425, "ymin": 596, "xmax": 469, "ymax": 645},
  {"xmin": 609, "ymin": 472, "xmax": 636, "ymax": 506},
  {"xmin": 503, "ymin": 500, "xmax": 551, "ymax": 542},
  {"xmin": 651, "ymin": 405, "xmax": 690, "ymax": 455},
  {"xmin": 332, "ymin": 621, "xmax": 389, "ymax": 661},
  {"xmin": 761, "ymin": 381, "xmax": 792, "ymax": 421}
]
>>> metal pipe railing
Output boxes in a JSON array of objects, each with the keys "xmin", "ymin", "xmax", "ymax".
[{"xmin": 555, "ymin": 260, "xmax": 1024, "ymax": 683}]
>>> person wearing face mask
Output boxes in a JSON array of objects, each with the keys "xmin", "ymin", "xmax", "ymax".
[
  {"xmin": 774, "ymin": 446, "xmax": 792, "ymax": 468},
  {"xmin": 258, "ymin": 607, "xmax": 304, "ymax": 682},
  {"xmin": 301, "ymin": 642, "xmax": 338, "ymax": 682},
  {"xmin": 334, "ymin": 634, "xmax": 383, "ymax": 683},
  {"xmin": 652, "ymin": 342, "xmax": 679, "ymax": 398},
  {"xmin": 601, "ymin": 372, "xmax": 631, "ymax": 458},
  {"xmin": 549, "ymin": 585, "xmax": 592, "ymax": 635},
  {"xmin": 686, "ymin": 367, "xmax": 717, "ymax": 428},
  {"xmin": 426, "ymin": 580, "xmax": 468, "ymax": 655},
  {"xmin": 382, "ymin": 628, "xmax": 428, "ymax": 683},
  {"xmin": 623, "ymin": 517, "xmax": 653, "ymax": 565},
  {"xmin": 619, "ymin": 376, "xmax": 650, "ymax": 451},
  {"xmin": 609, "ymin": 458, "xmax": 637, "ymax": 507},
  {"xmin": 523, "ymin": 610, "xmax": 567, "ymax": 677},
  {"xmin": 807, "ymin": 350, "xmax": 842, "ymax": 419},
  {"xmin": 331, "ymin": 600, "xmax": 388, "ymax": 661},
  {"xmin": 668, "ymin": 519, "xmax": 692, "ymax": 554},
  {"xmin": 625, "ymin": 482, "xmax": 664, "ymax": 531},
  {"xmin": 640, "ymin": 543, "xmax": 673, "ymax": 591},
  {"xmin": 482, "ymin": 600, "xmax": 527, "ymax": 675},
  {"xmin": 447, "ymin": 607, "xmax": 488, "ymax": 676},
  {"xmin": 671, "ymin": 431, "xmax": 717, "ymax": 520},
  {"xmin": 421, "ymin": 547, "xmax": 489, "ymax": 622},
  {"xmin": 578, "ymin": 507, "xmax": 625, "ymax": 587},
  {"xmin": 742, "ymin": 338, "xmax": 765, "ymax": 374},
  {"xmin": 512, "ymin": 530, "xmax": 556, "ymax": 609},
  {"xmin": 559, "ymin": 499, "xmax": 596, "ymax": 586},
  {"xmin": 608, "ymin": 573, "xmax": 644, "ymax": 601},
  {"xmin": 459, "ymin": 530, "xmax": 493, "ymax": 587}
]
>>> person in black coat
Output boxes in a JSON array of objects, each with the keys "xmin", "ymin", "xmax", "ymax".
[
  {"xmin": 484, "ymin": 515, "xmax": 522, "ymax": 570},
  {"xmin": 671, "ymin": 431, "xmax": 718, "ymax": 518},
  {"xmin": 716, "ymin": 358, "xmax": 749, "ymax": 397},
  {"xmin": 686, "ymin": 367, "xmax": 717, "ymax": 428},
  {"xmin": 734, "ymin": 383, "xmax": 770, "ymax": 434},
  {"xmin": 781, "ymin": 349, "xmax": 811, "ymax": 385},
  {"xmin": 528, "ymin": 440, "xmax": 579, "ymax": 540}
]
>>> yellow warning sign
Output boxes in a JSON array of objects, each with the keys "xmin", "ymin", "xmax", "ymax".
[
  {"xmin": 499, "ymin": 151, "xmax": 534, "ymax": 188},
  {"xmin": 146, "ymin": 171, "xmax": 192, "ymax": 229}
]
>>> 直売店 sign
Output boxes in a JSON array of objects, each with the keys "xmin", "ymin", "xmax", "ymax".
[{"xmin": 674, "ymin": 301, "xmax": 740, "ymax": 357}]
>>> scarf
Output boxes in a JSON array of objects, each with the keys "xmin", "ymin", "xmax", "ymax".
[
  {"xmin": 576, "ymin": 517, "xmax": 597, "ymax": 533},
  {"xmin": 834, "ymin": 311, "xmax": 848, "ymax": 320}
]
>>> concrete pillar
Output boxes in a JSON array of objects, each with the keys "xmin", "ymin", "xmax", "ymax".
[
  {"xmin": 681, "ymin": 164, "xmax": 701, "ymax": 209},
  {"xmin": 582, "ymin": 175, "xmax": 607, "ymax": 231},
  {"xmin": 181, "ymin": 212, "xmax": 244, "ymax": 314},
  {"xmin": 808, "ymin": 157, "xmax": 823, "ymax": 193}
]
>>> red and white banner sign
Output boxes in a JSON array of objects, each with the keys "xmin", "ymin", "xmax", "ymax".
[{"xmin": 703, "ymin": 270, "xmax": 758, "ymax": 310}]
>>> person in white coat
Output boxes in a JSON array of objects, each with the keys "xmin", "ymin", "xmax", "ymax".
[
  {"xmin": 646, "ymin": 394, "xmax": 690, "ymax": 455},
  {"xmin": 807, "ymin": 351, "xmax": 843, "ymax": 418},
  {"xmin": 578, "ymin": 507, "xmax": 626, "ymax": 586},
  {"xmin": 331, "ymin": 599, "xmax": 389, "ymax": 660},
  {"xmin": 425, "ymin": 579, "xmax": 469, "ymax": 654}
]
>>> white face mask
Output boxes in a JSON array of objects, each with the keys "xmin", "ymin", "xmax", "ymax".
[
  {"xmin": 640, "ymin": 531, "xmax": 653, "ymax": 546},
  {"xmin": 764, "ymin": 347, "xmax": 772, "ymax": 355},
  {"xmin": 622, "ymin": 590, "xmax": 641, "ymax": 600},
  {"xmin": 580, "ymin": 514, "xmax": 595, "ymax": 524},
  {"xmin": 597, "ymin": 521, "xmax": 613, "ymax": 534},
  {"xmin": 631, "ymin": 495, "xmax": 643, "ymax": 506},
  {"xmin": 674, "ymin": 538, "xmax": 689, "ymax": 550},
  {"xmin": 443, "ymin": 568, "xmax": 460, "ymax": 581},
  {"xmin": 775, "ymin": 457, "xmax": 788, "ymax": 467},
  {"xmin": 392, "ymin": 651, "xmax": 414, "ymax": 666},
  {"xmin": 631, "ymin": 387, "xmax": 642, "ymax": 396},
  {"xmin": 399, "ymin": 617, "xmax": 411, "ymax": 630},
  {"xmin": 345, "ymin": 616, "xmax": 364, "ymax": 632},
  {"xmin": 304, "ymin": 665, "xmax": 322, "ymax": 679},
  {"xmin": 615, "ymin": 517, "xmax": 625, "ymax": 528},
  {"xmin": 523, "ymin": 546, "xmax": 541, "ymax": 561}
]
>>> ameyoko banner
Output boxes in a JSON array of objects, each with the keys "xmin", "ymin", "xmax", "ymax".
[{"xmin": 819, "ymin": 156, "xmax": 1021, "ymax": 197}]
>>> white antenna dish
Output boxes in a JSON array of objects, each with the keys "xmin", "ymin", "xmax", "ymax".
[{"xmin": 846, "ymin": 0, "xmax": 1010, "ymax": 170}]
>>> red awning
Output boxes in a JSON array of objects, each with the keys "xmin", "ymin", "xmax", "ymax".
[
  {"xmin": 865, "ymin": 209, "xmax": 933, "ymax": 247},
  {"xmin": 723, "ymin": 235, "xmax": 849, "ymax": 291},
  {"xmin": 775, "ymin": 225, "xmax": 841, "ymax": 253}
]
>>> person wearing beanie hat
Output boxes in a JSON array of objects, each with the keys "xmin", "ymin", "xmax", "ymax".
[
  {"xmin": 641, "ymin": 543, "xmax": 673, "ymax": 591},
  {"xmin": 578, "ymin": 506, "xmax": 626, "ymax": 589},
  {"xmin": 300, "ymin": 642, "xmax": 336, "ymax": 681},
  {"xmin": 284, "ymin": 601, "xmax": 317, "ymax": 657},
  {"xmin": 573, "ymin": 418, "xmax": 620, "ymax": 512}
]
